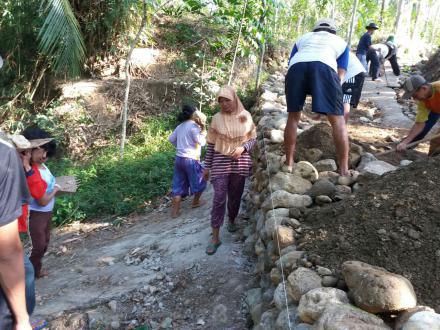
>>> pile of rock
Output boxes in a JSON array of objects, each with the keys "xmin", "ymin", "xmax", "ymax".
[{"xmin": 242, "ymin": 73, "xmax": 440, "ymax": 330}]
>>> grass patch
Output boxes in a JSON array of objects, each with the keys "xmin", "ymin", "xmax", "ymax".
[{"xmin": 50, "ymin": 115, "xmax": 177, "ymax": 226}]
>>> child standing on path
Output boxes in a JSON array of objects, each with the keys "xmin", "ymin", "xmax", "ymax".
[
  {"xmin": 169, "ymin": 105, "xmax": 208, "ymax": 218},
  {"xmin": 22, "ymin": 127, "xmax": 59, "ymax": 279}
]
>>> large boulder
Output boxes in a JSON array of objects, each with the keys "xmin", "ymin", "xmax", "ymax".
[
  {"xmin": 293, "ymin": 161, "xmax": 319, "ymax": 182},
  {"xmin": 257, "ymin": 308, "xmax": 278, "ymax": 330},
  {"xmin": 270, "ymin": 172, "xmax": 312, "ymax": 194},
  {"xmin": 308, "ymin": 179, "xmax": 336, "ymax": 199},
  {"xmin": 314, "ymin": 304, "xmax": 391, "ymax": 330},
  {"xmin": 401, "ymin": 311, "xmax": 440, "ymax": 330},
  {"xmin": 360, "ymin": 160, "xmax": 397, "ymax": 176},
  {"xmin": 273, "ymin": 282, "xmax": 295, "ymax": 310},
  {"xmin": 356, "ymin": 152, "xmax": 378, "ymax": 171},
  {"xmin": 304, "ymin": 148, "xmax": 323, "ymax": 163},
  {"xmin": 342, "ymin": 261, "xmax": 417, "ymax": 313},
  {"xmin": 298, "ymin": 287, "xmax": 350, "ymax": 324},
  {"xmin": 275, "ymin": 251, "xmax": 304, "ymax": 272},
  {"xmin": 314, "ymin": 159, "xmax": 337, "ymax": 172},
  {"xmin": 274, "ymin": 225, "xmax": 295, "ymax": 250},
  {"xmin": 262, "ymin": 190, "xmax": 313, "ymax": 211},
  {"xmin": 275, "ymin": 251, "xmax": 304, "ymax": 273},
  {"xmin": 270, "ymin": 129, "xmax": 284, "ymax": 143},
  {"xmin": 287, "ymin": 267, "xmax": 321, "ymax": 302},
  {"xmin": 275, "ymin": 306, "xmax": 299, "ymax": 330},
  {"xmin": 395, "ymin": 306, "xmax": 436, "ymax": 330}
]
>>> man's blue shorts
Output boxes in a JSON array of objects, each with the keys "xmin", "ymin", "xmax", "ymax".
[{"xmin": 285, "ymin": 61, "xmax": 343, "ymax": 116}]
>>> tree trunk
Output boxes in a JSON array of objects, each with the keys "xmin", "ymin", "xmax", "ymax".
[
  {"xmin": 394, "ymin": 0, "xmax": 404, "ymax": 35},
  {"xmin": 120, "ymin": 1, "xmax": 147, "ymax": 159},
  {"xmin": 430, "ymin": 2, "xmax": 440, "ymax": 43},
  {"xmin": 347, "ymin": 0, "xmax": 359, "ymax": 47},
  {"xmin": 228, "ymin": 0, "xmax": 249, "ymax": 85},
  {"xmin": 411, "ymin": 0, "xmax": 423, "ymax": 41},
  {"xmin": 379, "ymin": 0, "xmax": 387, "ymax": 24}
]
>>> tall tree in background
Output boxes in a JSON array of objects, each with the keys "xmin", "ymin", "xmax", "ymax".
[
  {"xmin": 394, "ymin": 0, "xmax": 404, "ymax": 34},
  {"xmin": 347, "ymin": 0, "xmax": 359, "ymax": 47}
]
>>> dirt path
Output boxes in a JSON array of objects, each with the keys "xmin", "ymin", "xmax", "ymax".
[
  {"xmin": 361, "ymin": 64, "xmax": 413, "ymax": 129},
  {"xmin": 33, "ymin": 185, "xmax": 253, "ymax": 329},
  {"xmin": 33, "ymin": 67, "xmax": 418, "ymax": 330}
]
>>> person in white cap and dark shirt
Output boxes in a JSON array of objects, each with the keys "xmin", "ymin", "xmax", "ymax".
[
  {"xmin": 284, "ymin": 18, "xmax": 350, "ymax": 176},
  {"xmin": 397, "ymin": 75, "xmax": 440, "ymax": 155}
]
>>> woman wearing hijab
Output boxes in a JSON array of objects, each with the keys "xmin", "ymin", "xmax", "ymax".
[{"xmin": 203, "ymin": 86, "xmax": 257, "ymax": 255}]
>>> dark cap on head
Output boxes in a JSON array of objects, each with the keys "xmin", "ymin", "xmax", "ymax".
[
  {"xmin": 402, "ymin": 75, "xmax": 427, "ymax": 99},
  {"xmin": 366, "ymin": 22, "xmax": 379, "ymax": 30}
]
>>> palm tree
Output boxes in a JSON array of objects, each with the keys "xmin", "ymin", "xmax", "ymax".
[{"xmin": 38, "ymin": 0, "xmax": 86, "ymax": 77}]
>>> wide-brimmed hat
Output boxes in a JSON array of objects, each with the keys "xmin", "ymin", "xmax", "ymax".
[
  {"xmin": 8, "ymin": 134, "xmax": 53, "ymax": 150},
  {"xmin": 402, "ymin": 75, "xmax": 427, "ymax": 99},
  {"xmin": 366, "ymin": 22, "xmax": 379, "ymax": 30},
  {"xmin": 313, "ymin": 18, "xmax": 337, "ymax": 33}
]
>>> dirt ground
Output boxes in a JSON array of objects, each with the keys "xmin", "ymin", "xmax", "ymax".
[
  {"xmin": 32, "ymin": 62, "xmax": 439, "ymax": 328},
  {"xmin": 32, "ymin": 186, "xmax": 254, "ymax": 329},
  {"xmin": 299, "ymin": 156, "xmax": 440, "ymax": 310}
]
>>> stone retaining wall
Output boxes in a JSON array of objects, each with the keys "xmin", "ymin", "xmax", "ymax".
[{"xmin": 241, "ymin": 72, "xmax": 440, "ymax": 330}]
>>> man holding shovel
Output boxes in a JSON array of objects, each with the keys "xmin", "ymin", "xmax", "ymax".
[{"xmin": 397, "ymin": 75, "xmax": 440, "ymax": 155}]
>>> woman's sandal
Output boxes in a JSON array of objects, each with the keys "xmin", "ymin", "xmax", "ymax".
[
  {"xmin": 227, "ymin": 222, "xmax": 238, "ymax": 233},
  {"xmin": 205, "ymin": 241, "xmax": 222, "ymax": 255}
]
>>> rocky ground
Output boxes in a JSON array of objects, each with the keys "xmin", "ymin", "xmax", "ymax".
[
  {"xmin": 242, "ymin": 67, "xmax": 440, "ymax": 330},
  {"xmin": 32, "ymin": 186, "xmax": 255, "ymax": 329},
  {"xmin": 32, "ymin": 61, "xmax": 440, "ymax": 330}
]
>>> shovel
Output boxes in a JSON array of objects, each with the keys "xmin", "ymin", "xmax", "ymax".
[{"xmin": 376, "ymin": 132, "xmax": 440, "ymax": 156}]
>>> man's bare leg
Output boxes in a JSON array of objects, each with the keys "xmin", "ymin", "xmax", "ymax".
[
  {"xmin": 284, "ymin": 112, "xmax": 302, "ymax": 170},
  {"xmin": 343, "ymin": 103, "xmax": 350, "ymax": 123},
  {"xmin": 328, "ymin": 114, "xmax": 349, "ymax": 176}
]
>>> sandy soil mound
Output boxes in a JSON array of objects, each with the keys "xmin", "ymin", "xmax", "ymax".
[
  {"xmin": 295, "ymin": 123, "xmax": 335, "ymax": 161},
  {"xmin": 299, "ymin": 156, "xmax": 440, "ymax": 310}
]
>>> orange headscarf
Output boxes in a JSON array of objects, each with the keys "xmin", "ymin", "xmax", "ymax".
[{"xmin": 206, "ymin": 86, "xmax": 257, "ymax": 156}]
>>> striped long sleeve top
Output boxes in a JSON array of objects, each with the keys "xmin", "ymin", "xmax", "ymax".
[{"xmin": 204, "ymin": 139, "xmax": 256, "ymax": 178}]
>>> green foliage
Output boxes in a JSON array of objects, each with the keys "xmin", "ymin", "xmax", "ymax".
[
  {"xmin": 38, "ymin": 0, "xmax": 86, "ymax": 77},
  {"xmin": 50, "ymin": 115, "xmax": 177, "ymax": 225}
]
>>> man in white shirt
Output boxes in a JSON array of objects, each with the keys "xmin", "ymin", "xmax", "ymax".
[
  {"xmin": 342, "ymin": 52, "xmax": 367, "ymax": 121},
  {"xmin": 284, "ymin": 18, "xmax": 350, "ymax": 176},
  {"xmin": 367, "ymin": 36, "xmax": 400, "ymax": 81}
]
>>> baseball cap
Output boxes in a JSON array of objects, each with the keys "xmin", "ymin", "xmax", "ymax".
[
  {"xmin": 402, "ymin": 75, "xmax": 427, "ymax": 99},
  {"xmin": 313, "ymin": 19, "xmax": 337, "ymax": 33},
  {"xmin": 366, "ymin": 22, "xmax": 379, "ymax": 30}
]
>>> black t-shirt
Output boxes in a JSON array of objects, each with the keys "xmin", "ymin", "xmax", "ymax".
[{"xmin": 0, "ymin": 137, "xmax": 30, "ymax": 226}]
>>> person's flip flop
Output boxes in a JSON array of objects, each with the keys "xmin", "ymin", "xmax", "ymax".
[
  {"xmin": 227, "ymin": 222, "xmax": 238, "ymax": 233},
  {"xmin": 205, "ymin": 241, "xmax": 222, "ymax": 255}
]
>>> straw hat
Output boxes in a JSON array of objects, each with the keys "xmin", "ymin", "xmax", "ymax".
[{"xmin": 8, "ymin": 134, "xmax": 53, "ymax": 150}]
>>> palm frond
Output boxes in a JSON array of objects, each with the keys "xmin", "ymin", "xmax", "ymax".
[{"xmin": 38, "ymin": 0, "xmax": 86, "ymax": 77}]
